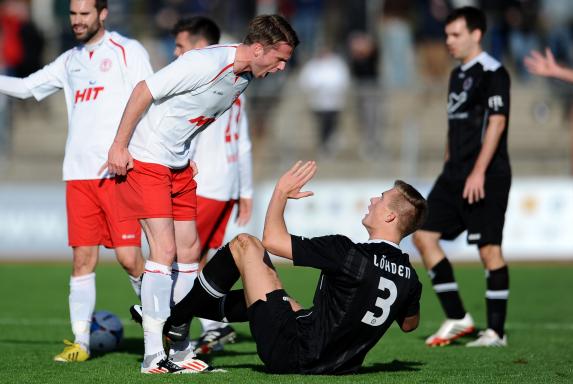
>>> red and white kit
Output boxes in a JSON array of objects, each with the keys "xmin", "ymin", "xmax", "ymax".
[
  {"xmin": 129, "ymin": 45, "xmax": 252, "ymax": 169},
  {"xmin": 120, "ymin": 45, "xmax": 253, "ymax": 220},
  {"xmin": 193, "ymin": 95, "xmax": 253, "ymax": 249},
  {"xmin": 22, "ymin": 30, "xmax": 152, "ymax": 246}
]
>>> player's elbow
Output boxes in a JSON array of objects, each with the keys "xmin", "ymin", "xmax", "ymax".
[
  {"xmin": 261, "ymin": 233, "xmax": 278, "ymax": 254},
  {"xmin": 262, "ymin": 233, "xmax": 291, "ymax": 259},
  {"xmin": 400, "ymin": 314, "xmax": 420, "ymax": 333}
]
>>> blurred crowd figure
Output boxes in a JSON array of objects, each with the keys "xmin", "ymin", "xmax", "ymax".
[
  {"xmin": 299, "ymin": 47, "xmax": 349, "ymax": 156},
  {"xmin": 348, "ymin": 32, "xmax": 380, "ymax": 158},
  {"xmin": 4, "ymin": 0, "xmax": 573, "ymax": 163},
  {"xmin": 0, "ymin": 0, "xmax": 44, "ymax": 159}
]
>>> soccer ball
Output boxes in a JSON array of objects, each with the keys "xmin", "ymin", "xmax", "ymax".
[{"xmin": 90, "ymin": 311, "xmax": 123, "ymax": 353}]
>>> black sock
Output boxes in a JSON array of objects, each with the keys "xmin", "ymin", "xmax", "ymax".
[
  {"xmin": 222, "ymin": 290, "xmax": 248, "ymax": 322},
  {"xmin": 201, "ymin": 243, "xmax": 240, "ymax": 292},
  {"xmin": 169, "ymin": 244, "xmax": 243, "ymax": 326},
  {"xmin": 486, "ymin": 266, "xmax": 509, "ymax": 337},
  {"xmin": 430, "ymin": 258, "xmax": 466, "ymax": 319}
]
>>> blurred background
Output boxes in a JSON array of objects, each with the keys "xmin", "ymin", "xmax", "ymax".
[{"xmin": 0, "ymin": 0, "xmax": 572, "ymax": 260}]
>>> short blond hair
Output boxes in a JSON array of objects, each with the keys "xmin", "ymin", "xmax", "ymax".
[{"xmin": 390, "ymin": 180, "xmax": 428, "ymax": 237}]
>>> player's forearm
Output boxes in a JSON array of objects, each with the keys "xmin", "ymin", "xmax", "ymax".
[
  {"xmin": 471, "ymin": 116, "xmax": 506, "ymax": 174},
  {"xmin": 552, "ymin": 65, "xmax": 573, "ymax": 83},
  {"xmin": 262, "ymin": 188, "xmax": 292, "ymax": 259},
  {"xmin": 0, "ymin": 76, "xmax": 33, "ymax": 99},
  {"xmin": 113, "ymin": 81, "xmax": 153, "ymax": 146}
]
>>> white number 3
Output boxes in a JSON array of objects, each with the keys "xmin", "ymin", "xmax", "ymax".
[{"xmin": 361, "ymin": 277, "xmax": 397, "ymax": 327}]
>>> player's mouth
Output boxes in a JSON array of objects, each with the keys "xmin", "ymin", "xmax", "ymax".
[{"xmin": 73, "ymin": 25, "xmax": 87, "ymax": 34}]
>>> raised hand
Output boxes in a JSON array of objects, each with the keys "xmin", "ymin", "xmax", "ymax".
[
  {"xmin": 524, "ymin": 48, "xmax": 559, "ymax": 78},
  {"xmin": 275, "ymin": 160, "xmax": 317, "ymax": 200}
]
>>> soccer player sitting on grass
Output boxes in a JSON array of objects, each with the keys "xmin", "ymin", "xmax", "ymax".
[{"xmin": 135, "ymin": 161, "xmax": 427, "ymax": 374}]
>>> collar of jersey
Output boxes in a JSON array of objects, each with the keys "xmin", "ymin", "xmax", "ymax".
[
  {"xmin": 367, "ymin": 239, "xmax": 400, "ymax": 249},
  {"xmin": 83, "ymin": 30, "xmax": 109, "ymax": 51},
  {"xmin": 460, "ymin": 51, "xmax": 487, "ymax": 72}
]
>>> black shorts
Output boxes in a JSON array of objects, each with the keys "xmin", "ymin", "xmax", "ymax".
[
  {"xmin": 421, "ymin": 174, "xmax": 511, "ymax": 246},
  {"xmin": 247, "ymin": 289, "xmax": 301, "ymax": 374}
]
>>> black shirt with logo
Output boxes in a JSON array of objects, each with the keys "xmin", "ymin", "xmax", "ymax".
[
  {"xmin": 444, "ymin": 52, "xmax": 511, "ymax": 180},
  {"xmin": 291, "ymin": 234, "xmax": 422, "ymax": 374}
]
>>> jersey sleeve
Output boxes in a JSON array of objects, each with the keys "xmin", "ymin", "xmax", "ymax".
[
  {"xmin": 22, "ymin": 51, "xmax": 70, "ymax": 101},
  {"xmin": 145, "ymin": 50, "xmax": 214, "ymax": 101},
  {"xmin": 485, "ymin": 68, "xmax": 510, "ymax": 117},
  {"xmin": 397, "ymin": 278, "xmax": 422, "ymax": 321},
  {"xmin": 125, "ymin": 40, "xmax": 154, "ymax": 87},
  {"xmin": 291, "ymin": 234, "xmax": 354, "ymax": 273},
  {"xmin": 0, "ymin": 75, "xmax": 33, "ymax": 99},
  {"xmin": 237, "ymin": 96, "xmax": 253, "ymax": 198}
]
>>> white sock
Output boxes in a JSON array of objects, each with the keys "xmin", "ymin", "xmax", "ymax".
[
  {"xmin": 200, "ymin": 318, "xmax": 226, "ymax": 333},
  {"xmin": 170, "ymin": 262, "xmax": 199, "ymax": 305},
  {"xmin": 69, "ymin": 273, "xmax": 95, "ymax": 351},
  {"xmin": 141, "ymin": 260, "xmax": 171, "ymax": 356},
  {"xmin": 128, "ymin": 274, "xmax": 142, "ymax": 298},
  {"xmin": 169, "ymin": 262, "xmax": 198, "ymax": 354}
]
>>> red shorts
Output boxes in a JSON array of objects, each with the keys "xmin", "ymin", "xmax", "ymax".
[
  {"xmin": 116, "ymin": 159, "xmax": 197, "ymax": 221},
  {"xmin": 196, "ymin": 196, "xmax": 237, "ymax": 251},
  {"xmin": 66, "ymin": 179, "xmax": 141, "ymax": 248}
]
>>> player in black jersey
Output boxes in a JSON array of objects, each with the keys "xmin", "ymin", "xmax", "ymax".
[
  {"xmin": 158, "ymin": 161, "xmax": 427, "ymax": 374},
  {"xmin": 412, "ymin": 7, "xmax": 511, "ymax": 347}
]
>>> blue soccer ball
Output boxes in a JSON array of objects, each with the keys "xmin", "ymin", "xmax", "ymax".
[{"xmin": 90, "ymin": 311, "xmax": 123, "ymax": 353}]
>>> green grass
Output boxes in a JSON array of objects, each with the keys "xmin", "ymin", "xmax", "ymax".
[{"xmin": 1, "ymin": 262, "xmax": 572, "ymax": 383}]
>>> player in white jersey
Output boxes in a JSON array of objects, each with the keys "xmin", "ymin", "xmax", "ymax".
[
  {"xmin": 103, "ymin": 14, "xmax": 298, "ymax": 374},
  {"xmin": 0, "ymin": 0, "xmax": 151, "ymax": 362},
  {"xmin": 171, "ymin": 16, "xmax": 253, "ymax": 355}
]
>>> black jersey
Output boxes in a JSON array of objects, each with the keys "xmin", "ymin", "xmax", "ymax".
[
  {"xmin": 291, "ymin": 234, "xmax": 422, "ymax": 374},
  {"xmin": 444, "ymin": 52, "xmax": 511, "ymax": 179}
]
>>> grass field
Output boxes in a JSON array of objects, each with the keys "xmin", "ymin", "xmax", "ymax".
[{"xmin": 0, "ymin": 261, "xmax": 572, "ymax": 383}]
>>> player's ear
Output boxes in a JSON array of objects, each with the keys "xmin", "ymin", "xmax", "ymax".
[
  {"xmin": 99, "ymin": 8, "xmax": 108, "ymax": 23},
  {"xmin": 471, "ymin": 29, "xmax": 482, "ymax": 44},
  {"xmin": 253, "ymin": 43, "xmax": 264, "ymax": 57},
  {"xmin": 385, "ymin": 211, "xmax": 397, "ymax": 224}
]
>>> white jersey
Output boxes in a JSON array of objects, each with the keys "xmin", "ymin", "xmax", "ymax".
[
  {"xmin": 22, "ymin": 31, "xmax": 153, "ymax": 180},
  {"xmin": 129, "ymin": 45, "xmax": 253, "ymax": 169},
  {"xmin": 193, "ymin": 95, "xmax": 253, "ymax": 201}
]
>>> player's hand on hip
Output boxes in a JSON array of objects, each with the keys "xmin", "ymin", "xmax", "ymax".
[
  {"xmin": 276, "ymin": 160, "xmax": 317, "ymax": 200},
  {"xmin": 106, "ymin": 143, "xmax": 133, "ymax": 176},
  {"xmin": 189, "ymin": 160, "xmax": 199, "ymax": 177},
  {"xmin": 236, "ymin": 197, "xmax": 253, "ymax": 226},
  {"xmin": 463, "ymin": 171, "xmax": 485, "ymax": 204}
]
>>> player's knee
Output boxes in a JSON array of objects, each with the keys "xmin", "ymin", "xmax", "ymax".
[
  {"xmin": 412, "ymin": 230, "xmax": 438, "ymax": 252},
  {"xmin": 230, "ymin": 233, "xmax": 264, "ymax": 261},
  {"xmin": 115, "ymin": 247, "xmax": 143, "ymax": 274},
  {"xmin": 72, "ymin": 246, "xmax": 98, "ymax": 274},
  {"xmin": 478, "ymin": 244, "xmax": 505, "ymax": 269}
]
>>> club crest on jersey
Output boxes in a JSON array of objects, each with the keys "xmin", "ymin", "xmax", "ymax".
[
  {"xmin": 463, "ymin": 77, "xmax": 473, "ymax": 91},
  {"xmin": 100, "ymin": 58, "xmax": 112, "ymax": 72}
]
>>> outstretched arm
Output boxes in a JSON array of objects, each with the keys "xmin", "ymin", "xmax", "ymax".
[
  {"xmin": 0, "ymin": 76, "xmax": 33, "ymax": 99},
  {"xmin": 262, "ymin": 161, "xmax": 317, "ymax": 259},
  {"xmin": 525, "ymin": 48, "xmax": 573, "ymax": 83}
]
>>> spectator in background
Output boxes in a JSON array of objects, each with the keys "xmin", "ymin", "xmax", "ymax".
[
  {"xmin": 348, "ymin": 31, "xmax": 381, "ymax": 159},
  {"xmin": 291, "ymin": 0, "xmax": 324, "ymax": 62},
  {"xmin": 299, "ymin": 47, "xmax": 350, "ymax": 156},
  {"xmin": 378, "ymin": 0, "xmax": 415, "ymax": 88},
  {"xmin": 0, "ymin": 0, "xmax": 44, "ymax": 161},
  {"xmin": 540, "ymin": 0, "xmax": 573, "ymax": 67},
  {"xmin": 415, "ymin": 0, "xmax": 452, "ymax": 87},
  {"xmin": 506, "ymin": 0, "xmax": 540, "ymax": 80},
  {"xmin": 525, "ymin": 48, "xmax": 573, "ymax": 173},
  {"xmin": 480, "ymin": 0, "xmax": 510, "ymax": 61}
]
